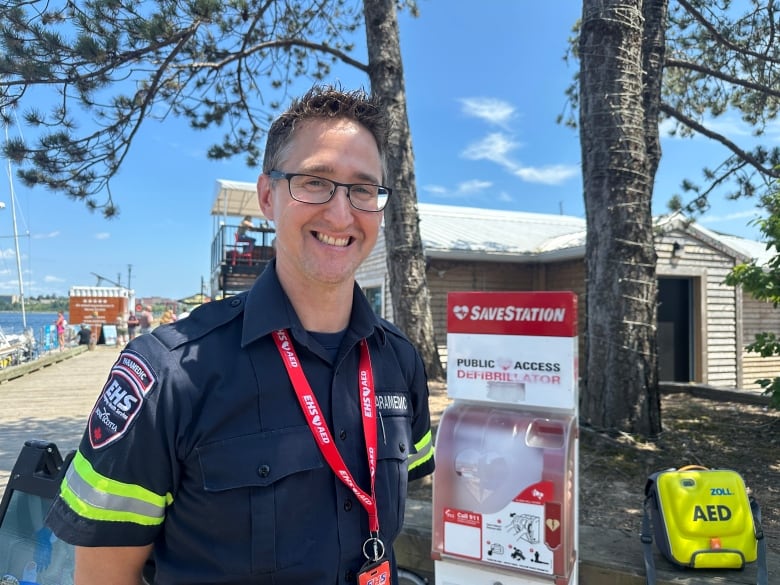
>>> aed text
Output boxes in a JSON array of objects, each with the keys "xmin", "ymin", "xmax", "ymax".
[{"xmin": 693, "ymin": 505, "xmax": 732, "ymax": 522}]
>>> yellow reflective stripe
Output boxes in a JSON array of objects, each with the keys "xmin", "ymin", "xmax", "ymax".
[
  {"xmin": 60, "ymin": 450, "xmax": 171, "ymax": 526},
  {"xmin": 408, "ymin": 430, "xmax": 433, "ymax": 471}
]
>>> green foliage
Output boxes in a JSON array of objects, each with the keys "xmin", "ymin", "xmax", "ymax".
[
  {"xmin": 0, "ymin": 0, "xmax": 370, "ymax": 216},
  {"xmin": 725, "ymin": 190, "xmax": 780, "ymax": 408},
  {"xmin": 0, "ymin": 297, "xmax": 69, "ymax": 313}
]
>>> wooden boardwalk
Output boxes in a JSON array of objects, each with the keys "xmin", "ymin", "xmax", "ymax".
[{"xmin": 0, "ymin": 345, "xmax": 122, "ymax": 493}]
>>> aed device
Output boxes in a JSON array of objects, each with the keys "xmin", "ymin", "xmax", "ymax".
[{"xmin": 433, "ymin": 292, "xmax": 579, "ymax": 585}]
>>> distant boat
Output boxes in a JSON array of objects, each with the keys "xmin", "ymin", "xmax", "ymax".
[
  {"xmin": 0, "ymin": 326, "xmax": 35, "ymax": 369},
  {"xmin": 2, "ymin": 108, "xmax": 35, "ymax": 366}
]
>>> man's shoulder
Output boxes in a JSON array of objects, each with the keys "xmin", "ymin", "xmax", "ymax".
[
  {"xmin": 378, "ymin": 318, "xmax": 410, "ymax": 344},
  {"xmin": 152, "ymin": 295, "xmax": 246, "ymax": 350}
]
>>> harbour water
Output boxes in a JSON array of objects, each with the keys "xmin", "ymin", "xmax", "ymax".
[{"xmin": 0, "ymin": 311, "xmax": 65, "ymax": 336}]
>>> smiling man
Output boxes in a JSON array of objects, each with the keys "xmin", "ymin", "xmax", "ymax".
[{"xmin": 46, "ymin": 86, "xmax": 435, "ymax": 585}]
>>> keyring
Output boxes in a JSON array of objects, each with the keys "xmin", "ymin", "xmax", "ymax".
[{"xmin": 362, "ymin": 536, "xmax": 385, "ymax": 561}]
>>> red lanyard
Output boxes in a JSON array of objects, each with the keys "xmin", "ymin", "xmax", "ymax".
[{"xmin": 272, "ymin": 329, "xmax": 379, "ymax": 534}]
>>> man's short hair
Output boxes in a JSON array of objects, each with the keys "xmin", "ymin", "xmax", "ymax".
[{"xmin": 262, "ymin": 85, "xmax": 388, "ymax": 181}]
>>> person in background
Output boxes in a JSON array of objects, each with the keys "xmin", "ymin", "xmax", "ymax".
[
  {"xmin": 45, "ymin": 85, "xmax": 435, "ymax": 585},
  {"xmin": 236, "ymin": 214, "xmax": 258, "ymax": 253},
  {"xmin": 115, "ymin": 313, "xmax": 128, "ymax": 345},
  {"xmin": 159, "ymin": 308, "xmax": 177, "ymax": 325},
  {"xmin": 77, "ymin": 324, "xmax": 92, "ymax": 346},
  {"xmin": 127, "ymin": 312, "xmax": 140, "ymax": 340},
  {"xmin": 138, "ymin": 305, "xmax": 154, "ymax": 334},
  {"xmin": 55, "ymin": 311, "xmax": 66, "ymax": 351}
]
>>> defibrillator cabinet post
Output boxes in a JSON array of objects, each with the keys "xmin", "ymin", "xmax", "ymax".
[{"xmin": 432, "ymin": 291, "xmax": 579, "ymax": 585}]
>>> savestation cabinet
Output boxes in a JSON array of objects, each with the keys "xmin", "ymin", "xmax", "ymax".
[{"xmin": 432, "ymin": 292, "xmax": 579, "ymax": 585}]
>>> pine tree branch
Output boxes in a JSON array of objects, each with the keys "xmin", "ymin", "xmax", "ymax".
[
  {"xmin": 659, "ymin": 101, "xmax": 780, "ymax": 179},
  {"xmin": 676, "ymin": 0, "xmax": 780, "ymax": 66},
  {"xmin": 185, "ymin": 38, "xmax": 368, "ymax": 73},
  {"xmin": 665, "ymin": 57, "xmax": 780, "ymax": 100}
]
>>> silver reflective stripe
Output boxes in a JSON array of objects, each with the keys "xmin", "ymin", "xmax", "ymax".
[
  {"xmin": 407, "ymin": 439, "xmax": 433, "ymax": 470},
  {"xmin": 65, "ymin": 463, "xmax": 165, "ymax": 520}
]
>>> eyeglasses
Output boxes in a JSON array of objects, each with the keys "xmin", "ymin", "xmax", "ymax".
[{"xmin": 268, "ymin": 170, "xmax": 391, "ymax": 212}]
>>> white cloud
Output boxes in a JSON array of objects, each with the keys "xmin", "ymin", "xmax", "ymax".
[
  {"xmin": 422, "ymin": 180, "xmax": 494, "ymax": 199},
  {"xmin": 95, "ymin": 232, "xmax": 110, "ymax": 240},
  {"xmin": 699, "ymin": 209, "xmax": 759, "ymax": 224},
  {"xmin": 513, "ymin": 164, "xmax": 580, "ymax": 185},
  {"xmin": 462, "ymin": 133, "xmax": 578, "ymax": 185},
  {"xmin": 460, "ymin": 98, "xmax": 515, "ymax": 127},
  {"xmin": 44, "ymin": 275, "xmax": 66, "ymax": 283},
  {"xmin": 462, "ymin": 133, "xmax": 519, "ymax": 166},
  {"xmin": 457, "ymin": 179, "xmax": 493, "ymax": 194},
  {"xmin": 33, "ymin": 231, "xmax": 59, "ymax": 239},
  {"xmin": 0, "ymin": 248, "xmax": 16, "ymax": 259},
  {"xmin": 422, "ymin": 185, "xmax": 448, "ymax": 196}
]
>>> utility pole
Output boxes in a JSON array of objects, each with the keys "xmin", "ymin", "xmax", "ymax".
[{"xmin": 128, "ymin": 264, "xmax": 133, "ymax": 290}]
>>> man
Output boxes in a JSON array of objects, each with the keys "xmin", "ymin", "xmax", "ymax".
[
  {"xmin": 236, "ymin": 215, "xmax": 258, "ymax": 254},
  {"xmin": 138, "ymin": 305, "xmax": 154, "ymax": 334},
  {"xmin": 76, "ymin": 324, "xmax": 91, "ymax": 346},
  {"xmin": 45, "ymin": 85, "xmax": 435, "ymax": 585},
  {"xmin": 127, "ymin": 311, "xmax": 140, "ymax": 339}
]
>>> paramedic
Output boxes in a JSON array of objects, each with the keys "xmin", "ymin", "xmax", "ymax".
[{"xmin": 45, "ymin": 84, "xmax": 435, "ymax": 585}]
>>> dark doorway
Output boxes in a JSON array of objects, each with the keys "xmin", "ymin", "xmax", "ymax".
[{"xmin": 658, "ymin": 278, "xmax": 693, "ymax": 382}]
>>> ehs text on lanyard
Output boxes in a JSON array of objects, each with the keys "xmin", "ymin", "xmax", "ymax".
[{"xmin": 272, "ymin": 329, "xmax": 380, "ymax": 536}]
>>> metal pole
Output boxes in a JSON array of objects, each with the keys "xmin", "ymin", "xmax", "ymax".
[{"xmin": 4, "ymin": 120, "xmax": 26, "ymax": 329}]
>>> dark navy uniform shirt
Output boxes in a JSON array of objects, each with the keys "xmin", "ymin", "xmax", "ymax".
[{"xmin": 46, "ymin": 264, "xmax": 435, "ymax": 584}]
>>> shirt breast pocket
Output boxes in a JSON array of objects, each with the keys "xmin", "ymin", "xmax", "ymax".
[
  {"xmin": 376, "ymin": 413, "xmax": 413, "ymax": 543},
  {"xmin": 197, "ymin": 425, "xmax": 324, "ymax": 575}
]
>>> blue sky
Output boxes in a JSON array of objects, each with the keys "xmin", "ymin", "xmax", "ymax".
[{"xmin": 0, "ymin": 2, "xmax": 772, "ymax": 301}]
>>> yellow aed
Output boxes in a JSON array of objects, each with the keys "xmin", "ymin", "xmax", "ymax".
[{"xmin": 641, "ymin": 465, "xmax": 768, "ymax": 585}]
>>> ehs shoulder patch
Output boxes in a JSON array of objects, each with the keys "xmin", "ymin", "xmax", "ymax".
[{"xmin": 88, "ymin": 350, "xmax": 157, "ymax": 449}]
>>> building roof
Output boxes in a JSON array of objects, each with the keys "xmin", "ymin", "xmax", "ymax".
[
  {"xmin": 211, "ymin": 179, "xmax": 267, "ymax": 219},
  {"xmin": 420, "ymin": 204, "xmax": 777, "ymax": 267},
  {"xmin": 209, "ymin": 179, "xmax": 777, "ymax": 266},
  {"xmin": 418, "ymin": 203, "xmax": 586, "ymax": 262}
]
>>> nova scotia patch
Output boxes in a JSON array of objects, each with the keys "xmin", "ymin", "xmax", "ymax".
[{"xmin": 89, "ymin": 351, "xmax": 157, "ymax": 449}]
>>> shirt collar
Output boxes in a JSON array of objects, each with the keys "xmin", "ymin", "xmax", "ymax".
[{"xmin": 241, "ymin": 260, "xmax": 385, "ymax": 348}]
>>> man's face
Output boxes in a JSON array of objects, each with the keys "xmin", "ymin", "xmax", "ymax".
[{"xmin": 258, "ymin": 118, "xmax": 384, "ymax": 288}]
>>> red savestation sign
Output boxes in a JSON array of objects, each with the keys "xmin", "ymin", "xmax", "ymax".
[{"xmin": 447, "ymin": 291, "xmax": 577, "ymax": 337}]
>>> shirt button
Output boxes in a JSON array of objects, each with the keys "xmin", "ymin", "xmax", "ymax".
[
  {"xmin": 344, "ymin": 498, "xmax": 353, "ymax": 511},
  {"xmin": 339, "ymin": 429, "xmax": 347, "ymax": 440},
  {"xmin": 257, "ymin": 464, "xmax": 271, "ymax": 477},
  {"xmin": 399, "ymin": 442, "xmax": 406, "ymax": 453},
  {"xmin": 345, "ymin": 570, "xmax": 355, "ymax": 582}
]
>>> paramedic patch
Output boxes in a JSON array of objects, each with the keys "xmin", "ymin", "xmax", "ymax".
[
  {"xmin": 88, "ymin": 351, "xmax": 157, "ymax": 449},
  {"xmin": 375, "ymin": 392, "xmax": 409, "ymax": 416}
]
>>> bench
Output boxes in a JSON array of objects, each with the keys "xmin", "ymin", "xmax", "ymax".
[{"xmin": 396, "ymin": 498, "xmax": 778, "ymax": 584}]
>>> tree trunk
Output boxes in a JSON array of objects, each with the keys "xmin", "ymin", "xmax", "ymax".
[
  {"xmin": 362, "ymin": 0, "xmax": 445, "ymax": 380},
  {"xmin": 579, "ymin": 0, "xmax": 666, "ymax": 436}
]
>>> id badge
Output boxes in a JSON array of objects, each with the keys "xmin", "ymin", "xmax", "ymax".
[{"xmin": 357, "ymin": 558, "xmax": 391, "ymax": 585}]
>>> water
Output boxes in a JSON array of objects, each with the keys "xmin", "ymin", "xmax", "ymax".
[
  {"xmin": 0, "ymin": 311, "xmax": 64, "ymax": 336},
  {"xmin": 0, "ymin": 311, "xmax": 68, "ymax": 348}
]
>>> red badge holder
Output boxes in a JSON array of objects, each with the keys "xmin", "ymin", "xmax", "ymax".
[
  {"xmin": 358, "ymin": 536, "xmax": 390, "ymax": 585},
  {"xmin": 358, "ymin": 558, "xmax": 391, "ymax": 585}
]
